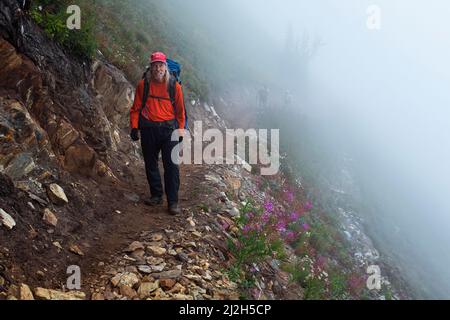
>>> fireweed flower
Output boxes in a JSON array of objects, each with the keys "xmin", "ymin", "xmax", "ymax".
[
  {"xmin": 261, "ymin": 212, "xmax": 270, "ymax": 224},
  {"xmin": 264, "ymin": 201, "xmax": 274, "ymax": 212},
  {"xmin": 254, "ymin": 223, "xmax": 263, "ymax": 232},
  {"xmin": 304, "ymin": 201, "xmax": 313, "ymax": 211},
  {"xmin": 285, "ymin": 230, "xmax": 296, "ymax": 242},
  {"xmin": 242, "ymin": 225, "xmax": 252, "ymax": 234},
  {"xmin": 289, "ymin": 212, "xmax": 301, "ymax": 222},
  {"xmin": 286, "ymin": 191, "xmax": 295, "ymax": 203},
  {"xmin": 316, "ymin": 255, "xmax": 327, "ymax": 270},
  {"xmin": 250, "ymin": 288, "xmax": 261, "ymax": 299},
  {"xmin": 276, "ymin": 221, "xmax": 287, "ymax": 233},
  {"xmin": 302, "ymin": 223, "xmax": 310, "ymax": 231}
]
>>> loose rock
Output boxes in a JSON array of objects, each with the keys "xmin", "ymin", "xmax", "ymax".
[
  {"xmin": 43, "ymin": 208, "xmax": 58, "ymax": 227},
  {"xmin": 34, "ymin": 288, "xmax": 85, "ymax": 300},
  {"xmin": 46, "ymin": 183, "xmax": 69, "ymax": 205},
  {"xmin": 0, "ymin": 208, "xmax": 16, "ymax": 230}
]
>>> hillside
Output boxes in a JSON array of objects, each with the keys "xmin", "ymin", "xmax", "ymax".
[{"xmin": 0, "ymin": 0, "xmax": 410, "ymax": 300}]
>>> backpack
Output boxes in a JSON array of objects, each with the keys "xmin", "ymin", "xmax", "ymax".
[{"xmin": 140, "ymin": 59, "xmax": 189, "ymax": 130}]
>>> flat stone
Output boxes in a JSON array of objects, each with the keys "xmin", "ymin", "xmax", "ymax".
[
  {"xmin": 177, "ymin": 252, "xmax": 190, "ymax": 263},
  {"xmin": 43, "ymin": 208, "xmax": 58, "ymax": 227},
  {"xmin": 168, "ymin": 283, "xmax": 186, "ymax": 294},
  {"xmin": 126, "ymin": 241, "xmax": 144, "ymax": 252},
  {"xmin": 111, "ymin": 272, "xmax": 140, "ymax": 288},
  {"xmin": 119, "ymin": 284, "xmax": 137, "ymax": 299},
  {"xmin": 159, "ymin": 278, "xmax": 176, "ymax": 290},
  {"xmin": 184, "ymin": 274, "xmax": 203, "ymax": 282},
  {"xmin": 34, "ymin": 288, "xmax": 85, "ymax": 300},
  {"xmin": 137, "ymin": 281, "xmax": 159, "ymax": 299},
  {"xmin": 46, "ymin": 183, "xmax": 68, "ymax": 205},
  {"xmin": 137, "ymin": 265, "xmax": 152, "ymax": 274},
  {"xmin": 147, "ymin": 246, "xmax": 167, "ymax": 256},
  {"xmin": 0, "ymin": 208, "xmax": 16, "ymax": 230},
  {"xmin": 28, "ymin": 193, "xmax": 48, "ymax": 206},
  {"xmin": 146, "ymin": 256, "xmax": 164, "ymax": 265},
  {"xmin": 151, "ymin": 269, "xmax": 182, "ymax": 280},
  {"xmin": 19, "ymin": 284, "xmax": 34, "ymax": 300},
  {"xmin": 226, "ymin": 207, "xmax": 240, "ymax": 217},
  {"xmin": 172, "ymin": 293, "xmax": 194, "ymax": 300}
]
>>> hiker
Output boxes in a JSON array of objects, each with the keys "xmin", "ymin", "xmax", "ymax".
[
  {"xmin": 129, "ymin": 52, "xmax": 186, "ymax": 216},
  {"xmin": 257, "ymin": 85, "xmax": 269, "ymax": 109}
]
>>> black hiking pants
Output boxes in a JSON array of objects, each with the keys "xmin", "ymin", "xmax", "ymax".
[{"xmin": 140, "ymin": 125, "xmax": 179, "ymax": 206}]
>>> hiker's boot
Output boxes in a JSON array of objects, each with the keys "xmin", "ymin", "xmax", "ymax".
[
  {"xmin": 168, "ymin": 203, "xmax": 181, "ymax": 216},
  {"xmin": 144, "ymin": 196, "xmax": 163, "ymax": 206}
]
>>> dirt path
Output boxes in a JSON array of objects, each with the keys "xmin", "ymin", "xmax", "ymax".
[{"xmin": 76, "ymin": 163, "xmax": 199, "ymax": 291}]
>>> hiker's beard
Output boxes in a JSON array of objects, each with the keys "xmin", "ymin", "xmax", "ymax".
[{"xmin": 153, "ymin": 70, "xmax": 165, "ymax": 83}]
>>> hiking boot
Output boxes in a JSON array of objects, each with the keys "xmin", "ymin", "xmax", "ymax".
[
  {"xmin": 144, "ymin": 196, "xmax": 163, "ymax": 206},
  {"xmin": 168, "ymin": 203, "xmax": 181, "ymax": 216}
]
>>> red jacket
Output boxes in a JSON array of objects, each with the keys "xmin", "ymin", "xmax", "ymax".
[{"xmin": 130, "ymin": 79, "xmax": 186, "ymax": 129}]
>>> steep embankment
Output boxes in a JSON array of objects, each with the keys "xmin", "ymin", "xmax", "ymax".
[
  {"xmin": 0, "ymin": 4, "xmax": 304, "ymax": 300},
  {"xmin": 0, "ymin": 2, "xmax": 408, "ymax": 301}
]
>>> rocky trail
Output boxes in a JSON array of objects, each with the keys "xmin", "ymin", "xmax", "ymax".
[
  {"xmin": 0, "ymin": 11, "xmax": 298, "ymax": 295},
  {"xmin": 1, "ymin": 2, "xmax": 405, "ymax": 301}
]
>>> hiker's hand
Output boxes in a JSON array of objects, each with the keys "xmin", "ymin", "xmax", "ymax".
[
  {"xmin": 177, "ymin": 129, "xmax": 184, "ymax": 143},
  {"xmin": 15, "ymin": 8, "xmax": 23, "ymax": 17},
  {"xmin": 130, "ymin": 128, "xmax": 139, "ymax": 141}
]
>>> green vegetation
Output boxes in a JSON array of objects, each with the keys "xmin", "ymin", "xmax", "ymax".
[{"xmin": 30, "ymin": 0, "xmax": 97, "ymax": 59}]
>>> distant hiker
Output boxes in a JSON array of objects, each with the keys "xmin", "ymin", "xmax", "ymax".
[
  {"xmin": 284, "ymin": 90, "xmax": 293, "ymax": 107},
  {"xmin": 257, "ymin": 85, "xmax": 269, "ymax": 109},
  {"xmin": 130, "ymin": 52, "xmax": 186, "ymax": 216}
]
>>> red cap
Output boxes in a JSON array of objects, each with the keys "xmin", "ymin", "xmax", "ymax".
[{"xmin": 150, "ymin": 52, "xmax": 167, "ymax": 64}]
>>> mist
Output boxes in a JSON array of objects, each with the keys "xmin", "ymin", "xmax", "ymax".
[{"xmin": 158, "ymin": 0, "xmax": 450, "ymax": 298}]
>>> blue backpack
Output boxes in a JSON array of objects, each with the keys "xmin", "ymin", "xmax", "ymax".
[{"xmin": 140, "ymin": 58, "xmax": 189, "ymax": 130}]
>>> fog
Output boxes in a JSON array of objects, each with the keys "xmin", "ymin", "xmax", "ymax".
[{"xmin": 159, "ymin": 0, "xmax": 450, "ymax": 298}]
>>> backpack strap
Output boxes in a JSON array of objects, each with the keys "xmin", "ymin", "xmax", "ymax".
[
  {"xmin": 140, "ymin": 74, "xmax": 186, "ymax": 129},
  {"xmin": 140, "ymin": 72, "xmax": 150, "ymax": 114},
  {"xmin": 168, "ymin": 76, "xmax": 176, "ymax": 108}
]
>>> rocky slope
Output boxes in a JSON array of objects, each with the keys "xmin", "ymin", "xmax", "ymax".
[
  {"xmin": 0, "ymin": 3, "xmax": 407, "ymax": 301},
  {"xmin": 0, "ymin": 5, "xmax": 302, "ymax": 300}
]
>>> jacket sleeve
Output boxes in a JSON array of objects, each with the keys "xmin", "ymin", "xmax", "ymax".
[
  {"xmin": 130, "ymin": 80, "xmax": 144, "ymax": 129},
  {"xmin": 175, "ymin": 82, "xmax": 186, "ymax": 130}
]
